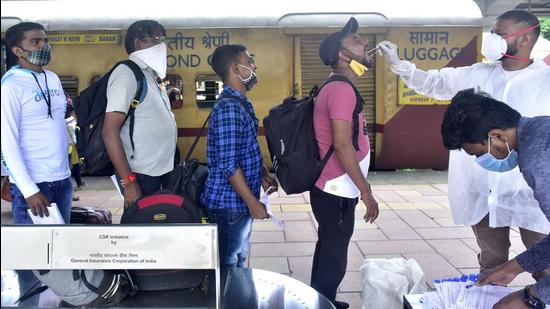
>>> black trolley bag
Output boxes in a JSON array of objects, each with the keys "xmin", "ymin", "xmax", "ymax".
[
  {"xmin": 120, "ymin": 192, "xmax": 208, "ymax": 291},
  {"xmin": 70, "ymin": 206, "xmax": 113, "ymax": 224}
]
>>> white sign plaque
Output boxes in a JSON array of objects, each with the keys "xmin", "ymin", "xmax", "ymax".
[
  {"xmin": 52, "ymin": 226, "xmax": 216, "ymax": 269},
  {"xmin": 1, "ymin": 226, "xmax": 53, "ymax": 269}
]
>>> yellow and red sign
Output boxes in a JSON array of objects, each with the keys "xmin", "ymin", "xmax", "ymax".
[
  {"xmin": 398, "ymin": 80, "xmax": 450, "ymax": 105},
  {"xmin": 49, "ymin": 34, "xmax": 119, "ymax": 45}
]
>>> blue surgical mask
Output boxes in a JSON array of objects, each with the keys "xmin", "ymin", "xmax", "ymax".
[{"xmin": 475, "ymin": 137, "xmax": 518, "ymax": 172}]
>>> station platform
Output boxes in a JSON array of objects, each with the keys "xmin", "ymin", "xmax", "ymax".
[{"xmin": 0, "ymin": 170, "xmax": 535, "ymax": 308}]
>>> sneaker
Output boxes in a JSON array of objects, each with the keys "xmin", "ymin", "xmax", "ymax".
[{"xmin": 74, "ymin": 182, "xmax": 87, "ymax": 191}]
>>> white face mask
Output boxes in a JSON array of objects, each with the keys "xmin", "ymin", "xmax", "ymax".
[
  {"xmin": 481, "ymin": 33, "xmax": 508, "ymax": 62},
  {"xmin": 481, "ymin": 23, "xmax": 540, "ymax": 62},
  {"xmin": 130, "ymin": 42, "xmax": 167, "ymax": 79},
  {"xmin": 237, "ymin": 64, "xmax": 258, "ymax": 91}
]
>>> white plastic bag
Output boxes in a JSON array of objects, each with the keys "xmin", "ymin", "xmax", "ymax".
[{"xmin": 360, "ymin": 258, "xmax": 428, "ymax": 309}]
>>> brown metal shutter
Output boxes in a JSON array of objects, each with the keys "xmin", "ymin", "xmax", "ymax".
[
  {"xmin": 299, "ymin": 35, "xmax": 376, "ymax": 161},
  {"xmin": 59, "ymin": 76, "xmax": 79, "ymax": 98}
]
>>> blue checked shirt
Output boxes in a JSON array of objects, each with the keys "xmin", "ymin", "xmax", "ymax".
[{"xmin": 200, "ymin": 85, "xmax": 263, "ymax": 212}]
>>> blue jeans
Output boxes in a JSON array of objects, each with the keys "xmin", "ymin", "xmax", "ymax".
[
  {"xmin": 10, "ymin": 177, "xmax": 73, "ymax": 224},
  {"xmin": 10, "ymin": 177, "xmax": 73, "ymax": 306},
  {"xmin": 208, "ymin": 209, "xmax": 253, "ymax": 267}
]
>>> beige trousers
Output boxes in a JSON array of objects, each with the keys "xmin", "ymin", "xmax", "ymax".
[{"xmin": 472, "ymin": 214, "xmax": 550, "ymax": 280}]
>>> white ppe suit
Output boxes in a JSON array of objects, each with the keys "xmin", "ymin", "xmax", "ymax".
[{"xmin": 390, "ymin": 58, "xmax": 550, "ymax": 234}]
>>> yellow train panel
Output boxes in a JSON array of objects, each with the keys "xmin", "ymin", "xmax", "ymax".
[{"xmin": 374, "ymin": 26, "xmax": 482, "ymax": 169}]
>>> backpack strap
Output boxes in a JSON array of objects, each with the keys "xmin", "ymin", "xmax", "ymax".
[
  {"xmin": 81, "ymin": 270, "xmax": 125, "ymax": 307},
  {"xmin": 319, "ymin": 146, "xmax": 335, "ymax": 171},
  {"xmin": 184, "ymin": 92, "xmax": 255, "ymax": 161},
  {"xmin": 219, "ymin": 92, "xmax": 257, "ymax": 121},
  {"xmin": 185, "ymin": 112, "xmax": 211, "ymax": 161},
  {"xmin": 117, "ymin": 60, "xmax": 147, "ymax": 159},
  {"xmin": 309, "ymin": 81, "xmax": 336, "ymax": 170},
  {"xmin": 15, "ymin": 279, "xmax": 47, "ymax": 304}
]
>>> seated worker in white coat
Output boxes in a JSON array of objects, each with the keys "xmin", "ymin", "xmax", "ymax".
[{"xmin": 378, "ymin": 9, "xmax": 550, "ymax": 283}]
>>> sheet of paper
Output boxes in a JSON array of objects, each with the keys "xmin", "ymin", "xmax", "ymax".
[
  {"xmin": 423, "ymin": 281, "xmax": 518, "ymax": 309},
  {"xmin": 456, "ymin": 285, "xmax": 516, "ymax": 309},
  {"xmin": 422, "ymin": 291, "xmax": 444, "ymax": 309},
  {"xmin": 111, "ymin": 174, "xmax": 123, "ymax": 198},
  {"xmin": 260, "ymin": 188, "xmax": 284, "ymax": 230},
  {"xmin": 27, "ymin": 203, "xmax": 65, "ymax": 224}
]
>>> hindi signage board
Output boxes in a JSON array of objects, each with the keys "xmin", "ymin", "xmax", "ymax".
[
  {"xmin": 398, "ymin": 80, "xmax": 450, "ymax": 105},
  {"xmin": 48, "ymin": 33, "xmax": 120, "ymax": 45}
]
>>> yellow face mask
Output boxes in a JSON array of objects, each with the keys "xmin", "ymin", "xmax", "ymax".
[{"xmin": 349, "ymin": 59, "xmax": 368, "ymax": 77}]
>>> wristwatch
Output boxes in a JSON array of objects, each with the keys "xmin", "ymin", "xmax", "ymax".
[{"xmin": 523, "ymin": 285, "xmax": 545, "ymax": 309}]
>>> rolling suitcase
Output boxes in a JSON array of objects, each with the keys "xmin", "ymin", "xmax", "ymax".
[{"xmin": 70, "ymin": 207, "xmax": 112, "ymax": 224}]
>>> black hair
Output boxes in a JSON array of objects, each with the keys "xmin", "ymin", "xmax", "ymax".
[
  {"xmin": 497, "ymin": 10, "xmax": 540, "ymax": 39},
  {"xmin": 124, "ymin": 20, "xmax": 166, "ymax": 54},
  {"xmin": 210, "ymin": 44, "xmax": 247, "ymax": 82},
  {"xmin": 5, "ymin": 22, "xmax": 45, "ymax": 52},
  {"xmin": 441, "ymin": 88, "xmax": 521, "ymax": 150}
]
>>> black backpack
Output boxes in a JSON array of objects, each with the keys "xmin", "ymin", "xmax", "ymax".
[
  {"xmin": 263, "ymin": 74, "xmax": 363, "ymax": 194},
  {"xmin": 74, "ymin": 60, "xmax": 147, "ymax": 176},
  {"xmin": 120, "ymin": 192, "xmax": 208, "ymax": 291},
  {"xmin": 165, "ymin": 112, "xmax": 211, "ymax": 208}
]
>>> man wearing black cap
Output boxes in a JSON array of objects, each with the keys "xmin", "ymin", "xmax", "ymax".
[{"xmin": 311, "ymin": 17, "xmax": 379, "ymax": 309}]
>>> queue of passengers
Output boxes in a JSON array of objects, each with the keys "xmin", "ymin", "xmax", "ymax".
[{"xmin": 1, "ymin": 9, "xmax": 548, "ymax": 308}]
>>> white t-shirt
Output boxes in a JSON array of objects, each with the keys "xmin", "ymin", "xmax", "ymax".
[{"xmin": 1, "ymin": 66, "xmax": 70, "ymax": 198}]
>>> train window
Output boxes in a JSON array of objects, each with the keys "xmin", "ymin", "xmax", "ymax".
[
  {"xmin": 195, "ymin": 75, "xmax": 222, "ymax": 108},
  {"xmin": 165, "ymin": 74, "xmax": 184, "ymax": 109},
  {"xmin": 59, "ymin": 76, "xmax": 79, "ymax": 98}
]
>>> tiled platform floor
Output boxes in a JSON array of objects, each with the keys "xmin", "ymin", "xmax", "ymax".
[{"xmin": 1, "ymin": 170, "xmax": 535, "ymax": 309}]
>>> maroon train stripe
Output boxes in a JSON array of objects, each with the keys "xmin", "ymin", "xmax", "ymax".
[
  {"xmin": 178, "ymin": 125, "xmax": 387, "ymax": 137},
  {"xmin": 178, "ymin": 127, "xmax": 266, "ymax": 137},
  {"xmin": 375, "ymin": 123, "xmax": 385, "ymax": 133}
]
